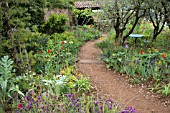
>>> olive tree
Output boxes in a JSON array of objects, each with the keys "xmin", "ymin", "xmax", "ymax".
[
  {"xmin": 146, "ymin": 0, "xmax": 170, "ymax": 42},
  {"xmin": 99, "ymin": 0, "xmax": 146, "ymax": 45}
]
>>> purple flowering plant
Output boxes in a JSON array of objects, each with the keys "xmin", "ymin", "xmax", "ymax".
[{"xmin": 14, "ymin": 90, "xmax": 136, "ymax": 113}]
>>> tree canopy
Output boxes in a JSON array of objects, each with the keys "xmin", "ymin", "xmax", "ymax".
[{"xmin": 96, "ymin": 0, "xmax": 170, "ymax": 45}]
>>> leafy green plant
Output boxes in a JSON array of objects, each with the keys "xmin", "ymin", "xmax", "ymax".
[
  {"xmin": 41, "ymin": 75, "xmax": 69, "ymax": 96},
  {"xmin": 0, "ymin": 56, "xmax": 14, "ymax": 94},
  {"xmin": 159, "ymin": 83, "xmax": 170, "ymax": 96},
  {"xmin": 75, "ymin": 76, "xmax": 91, "ymax": 93},
  {"xmin": 0, "ymin": 56, "xmax": 24, "ymax": 111}
]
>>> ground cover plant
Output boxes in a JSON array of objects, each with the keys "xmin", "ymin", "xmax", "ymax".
[{"xmin": 97, "ymin": 21, "xmax": 170, "ymax": 96}]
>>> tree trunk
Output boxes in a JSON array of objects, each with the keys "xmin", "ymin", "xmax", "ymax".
[
  {"xmin": 152, "ymin": 33, "xmax": 158, "ymax": 42},
  {"xmin": 122, "ymin": 17, "xmax": 139, "ymax": 45},
  {"xmin": 122, "ymin": 8, "xmax": 146, "ymax": 45},
  {"xmin": 115, "ymin": 28, "xmax": 120, "ymax": 42}
]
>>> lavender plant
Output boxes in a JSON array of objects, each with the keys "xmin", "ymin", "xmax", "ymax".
[{"xmin": 14, "ymin": 92, "xmax": 136, "ymax": 113}]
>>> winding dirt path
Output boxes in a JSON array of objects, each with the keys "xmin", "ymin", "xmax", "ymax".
[{"xmin": 76, "ymin": 34, "xmax": 170, "ymax": 113}]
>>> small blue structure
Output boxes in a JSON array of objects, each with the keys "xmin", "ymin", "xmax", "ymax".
[{"xmin": 129, "ymin": 34, "xmax": 144, "ymax": 44}]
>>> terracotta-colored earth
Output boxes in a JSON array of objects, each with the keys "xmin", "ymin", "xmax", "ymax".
[{"xmin": 76, "ymin": 34, "xmax": 170, "ymax": 113}]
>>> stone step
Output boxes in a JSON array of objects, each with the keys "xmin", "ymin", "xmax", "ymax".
[{"xmin": 78, "ymin": 59, "xmax": 104, "ymax": 64}]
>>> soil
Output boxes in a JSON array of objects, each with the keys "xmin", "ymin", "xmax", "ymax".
[{"xmin": 76, "ymin": 34, "xmax": 170, "ymax": 113}]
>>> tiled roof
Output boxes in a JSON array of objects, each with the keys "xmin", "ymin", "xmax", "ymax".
[{"xmin": 74, "ymin": 1, "xmax": 101, "ymax": 8}]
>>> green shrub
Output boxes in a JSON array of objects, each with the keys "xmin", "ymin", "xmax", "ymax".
[{"xmin": 42, "ymin": 14, "xmax": 68, "ymax": 34}]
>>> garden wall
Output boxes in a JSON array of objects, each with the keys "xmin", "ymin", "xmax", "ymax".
[{"xmin": 44, "ymin": 8, "xmax": 73, "ymax": 26}]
